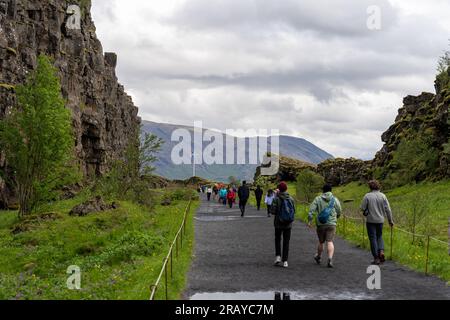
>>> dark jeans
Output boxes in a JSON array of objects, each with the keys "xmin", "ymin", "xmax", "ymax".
[
  {"xmin": 256, "ymin": 198, "xmax": 262, "ymax": 210},
  {"xmin": 207, "ymin": 193, "xmax": 211, "ymax": 201},
  {"xmin": 367, "ymin": 223, "xmax": 385, "ymax": 259},
  {"xmin": 239, "ymin": 199, "xmax": 248, "ymax": 215},
  {"xmin": 228, "ymin": 199, "xmax": 234, "ymax": 208},
  {"xmin": 267, "ymin": 204, "xmax": 272, "ymax": 216},
  {"xmin": 222, "ymin": 198, "xmax": 227, "ymax": 206},
  {"xmin": 275, "ymin": 228, "xmax": 291, "ymax": 262}
]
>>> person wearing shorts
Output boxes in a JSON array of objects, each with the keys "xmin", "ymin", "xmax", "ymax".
[{"xmin": 308, "ymin": 184, "xmax": 342, "ymax": 268}]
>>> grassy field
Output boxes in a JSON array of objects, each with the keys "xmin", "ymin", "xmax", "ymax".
[
  {"xmin": 0, "ymin": 189, "xmax": 198, "ymax": 300},
  {"xmin": 250, "ymin": 180, "xmax": 450, "ymax": 283}
]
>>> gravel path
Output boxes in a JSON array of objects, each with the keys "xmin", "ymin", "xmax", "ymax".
[{"xmin": 184, "ymin": 196, "xmax": 449, "ymax": 300}]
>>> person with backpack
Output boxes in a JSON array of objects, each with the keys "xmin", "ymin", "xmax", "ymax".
[
  {"xmin": 270, "ymin": 182, "xmax": 296, "ymax": 268},
  {"xmin": 361, "ymin": 180, "xmax": 394, "ymax": 265},
  {"xmin": 254, "ymin": 186, "xmax": 264, "ymax": 211},
  {"xmin": 227, "ymin": 187, "xmax": 236, "ymax": 208},
  {"xmin": 308, "ymin": 184, "xmax": 342, "ymax": 268},
  {"xmin": 265, "ymin": 189, "xmax": 275, "ymax": 218},
  {"xmin": 238, "ymin": 181, "xmax": 250, "ymax": 217}
]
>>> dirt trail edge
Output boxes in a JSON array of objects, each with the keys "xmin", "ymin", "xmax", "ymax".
[{"xmin": 184, "ymin": 195, "xmax": 449, "ymax": 300}]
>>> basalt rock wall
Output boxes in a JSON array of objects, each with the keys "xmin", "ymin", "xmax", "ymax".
[{"xmin": 0, "ymin": 0, "xmax": 141, "ymax": 207}]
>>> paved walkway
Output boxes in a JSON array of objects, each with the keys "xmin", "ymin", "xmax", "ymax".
[{"xmin": 185, "ymin": 195, "xmax": 449, "ymax": 300}]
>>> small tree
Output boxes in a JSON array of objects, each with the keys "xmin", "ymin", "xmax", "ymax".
[
  {"xmin": 0, "ymin": 55, "xmax": 75, "ymax": 217},
  {"xmin": 99, "ymin": 129, "xmax": 163, "ymax": 199},
  {"xmin": 437, "ymin": 44, "xmax": 450, "ymax": 74},
  {"xmin": 296, "ymin": 169, "xmax": 325, "ymax": 204}
]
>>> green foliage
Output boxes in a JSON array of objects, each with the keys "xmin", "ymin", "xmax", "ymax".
[
  {"xmin": 385, "ymin": 136, "xmax": 439, "ymax": 188},
  {"xmin": 0, "ymin": 195, "xmax": 199, "ymax": 299},
  {"xmin": 94, "ymin": 128, "xmax": 163, "ymax": 206},
  {"xmin": 295, "ymin": 169, "xmax": 325, "ymax": 204},
  {"xmin": 437, "ymin": 45, "xmax": 450, "ymax": 74},
  {"xmin": 0, "ymin": 55, "xmax": 78, "ymax": 217}
]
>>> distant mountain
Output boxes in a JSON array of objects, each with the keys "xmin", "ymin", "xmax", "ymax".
[{"xmin": 142, "ymin": 121, "xmax": 333, "ymax": 182}]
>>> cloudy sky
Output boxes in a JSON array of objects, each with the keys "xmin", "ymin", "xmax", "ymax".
[{"xmin": 91, "ymin": 0, "xmax": 450, "ymax": 159}]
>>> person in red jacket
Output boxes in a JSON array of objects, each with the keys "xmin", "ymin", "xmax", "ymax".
[{"xmin": 227, "ymin": 187, "xmax": 236, "ymax": 209}]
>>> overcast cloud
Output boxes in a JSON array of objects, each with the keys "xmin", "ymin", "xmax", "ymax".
[{"xmin": 92, "ymin": 0, "xmax": 450, "ymax": 159}]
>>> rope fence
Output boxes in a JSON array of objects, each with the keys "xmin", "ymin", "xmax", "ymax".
[
  {"xmin": 149, "ymin": 200, "xmax": 192, "ymax": 300},
  {"xmin": 337, "ymin": 213, "xmax": 449, "ymax": 276}
]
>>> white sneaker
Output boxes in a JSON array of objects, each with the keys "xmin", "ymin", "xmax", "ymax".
[
  {"xmin": 274, "ymin": 256, "xmax": 282, "ymax": 266},
  {"xmin": 283, "ymin": 261, "xmax": 289, "ymax": 268}
]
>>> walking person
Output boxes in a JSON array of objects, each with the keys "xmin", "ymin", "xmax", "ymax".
[
  {"xmin": 238, "ymin": 181, "xmax": 250, "ymax": 217},
  {"xmin": 213, "ymin": 185, "xmax": 219, "ymax": 201},
  {"xmin": 219, "ymin": 186, "xmax": 227, "ymax": 206},
  {"xmin": 271, "ymin": 182, "xmax": 296, "ymax": 268},
  {"xmin": 361, "ymin": 180, "xmax": 394, "ymax": 265},
  {"xmin": 206, "ymin": 186, "xmax": 212, "ymax": 201},
  {"xmin": 227, "ymin": 187, "xmax": 236, "ymax": 209},
  {"xmin": 265, "ymin": 189, "xmax": 275, "ymax": 218},
  {"xmin": 308, "ymin": 184, "xmax": 342, "ymax": 268},
  {"xmin": 255, "ymin": 186, "xmax": 264, "ymax": 211}
]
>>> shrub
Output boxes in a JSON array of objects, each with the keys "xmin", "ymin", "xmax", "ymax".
[
  {"xmin": 296, "ymin": 169, "xmax": 325, "ymax": 204},
  {"xmin": 385, "ymin": 136, "xmax": 439, "ymax": 188}
]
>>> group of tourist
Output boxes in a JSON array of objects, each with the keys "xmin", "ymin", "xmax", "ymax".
[
  {"xmin": 200, "ymin": 179, "xmax": 394, "ymax": 269},
  {"xmin": 200, "ymin": 182, "xmax": 251, "ymax": 216}
]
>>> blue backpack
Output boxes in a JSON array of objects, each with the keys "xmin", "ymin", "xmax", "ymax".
[
  {"xmin": 318, "ymin": 197, "xmax": 335, "ymax": 224},
  {"xmin": 279, "ymin": 197, "xmax": 295, "ymax": 223}
]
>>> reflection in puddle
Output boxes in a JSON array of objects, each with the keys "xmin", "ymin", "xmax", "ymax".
[{"xmin": 190, "ymin": 291, "xmax": 377, "ymax": 300}]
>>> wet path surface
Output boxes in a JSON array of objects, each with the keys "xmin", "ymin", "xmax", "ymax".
[{"xmin": 185, "ymin": 195, "xmax": 450, "ymax": 300}]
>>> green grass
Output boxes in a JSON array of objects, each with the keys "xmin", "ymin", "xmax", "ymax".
[
  {"xmin": 251, "ymin": 180, "xmax": 450, "ymax": 283},
  {"xmin": 0, "ymin": 191, "xmax": 199, "ymax": 300}
]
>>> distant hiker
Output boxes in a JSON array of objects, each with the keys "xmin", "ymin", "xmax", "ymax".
[
  {"xmin": 207, "ymin": 186, "xmax": 212, "ymax": 201},
  {"xmin": 219, "ymin": 187, "xmax": 228, "ymax": 206},
  {"xmin": 270, "ymin": 182, "xmax": 296, "ymax": 268},
  {"xmin": 213, "ymin": 185, "xmax": 219, "ymax": 200},
  {"xmin": 361, "ymin": 180, "xmax": 394, "ymax": 265},
  {"xmin": 238, "ymin": 181, "xmax": 250, "ymax": 217},
  {"xmin": 265, "ymin": 189, "xmax": 275, "ymax": 218},
  {"xmin": 227, "ymin": 188, "xmax": 236, "ymax": 208},
  {"xmin": 255, "ymin": 186, "xmax": 264, "ymax": 211},
  {"xmin": 308, "ymin": 184, "xmax": 342, "ymax": 268}
]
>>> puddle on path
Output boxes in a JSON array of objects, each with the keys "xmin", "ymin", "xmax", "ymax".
[
  {"xmin": 190, "ymin": 291, "xmax": 377, "ymax": 300},
  {"xmin": 195, "ymin": 216, "xmax": 270, "ymax": 222}
]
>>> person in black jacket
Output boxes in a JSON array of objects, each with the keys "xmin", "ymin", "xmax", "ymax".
[
  {"xmin": 238, "ymin": 181, "xmax": 250, "ymax": 217},
  {"xmin": 255, "ymin": 186, "xmax": 264, "ymax": 211}
]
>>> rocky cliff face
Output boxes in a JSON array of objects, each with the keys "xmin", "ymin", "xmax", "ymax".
[
  {"xmin": 316, "ymin": 158, "xmax": 372, "ymax": 186},
  {"xmin": 0, "ymin": 1, "xmax": 140, "ymax": 191},
  {"xmin": 373, "ymin": 70, "xmax": 450, "ymax": 178},
  {"xmin": 0, "ymin": 0, "xmax": 141, "ymax": 208},
  {"xmin": 254, "ymin": 155, "xmax": 316, "ymax": 183},
  {"xmin": 318, "ymin": 70, "xmax": 449, "ymax": 186}
]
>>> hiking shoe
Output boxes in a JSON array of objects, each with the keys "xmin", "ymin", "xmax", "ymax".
[
  {"xmin": 314, "ymin": 255, "xmax": 321, "ymax": 265},
  {"xmin": 283, "ymin": 261, "xmax": 289, "ymax": 268},
  {"xmin": 327, "ymin": 259, "xmax": 334, "ymax": 268},
  {"xmin": 371, "ymin": 259, "xmax": 381, "ymax": 265},
  {"xmin": 274, "ymin": 256, "xmax": 282, "ymax": 266},
  {"xmin": 379, "ymin": 253, "xmax": 386, "ymax": 264}
]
